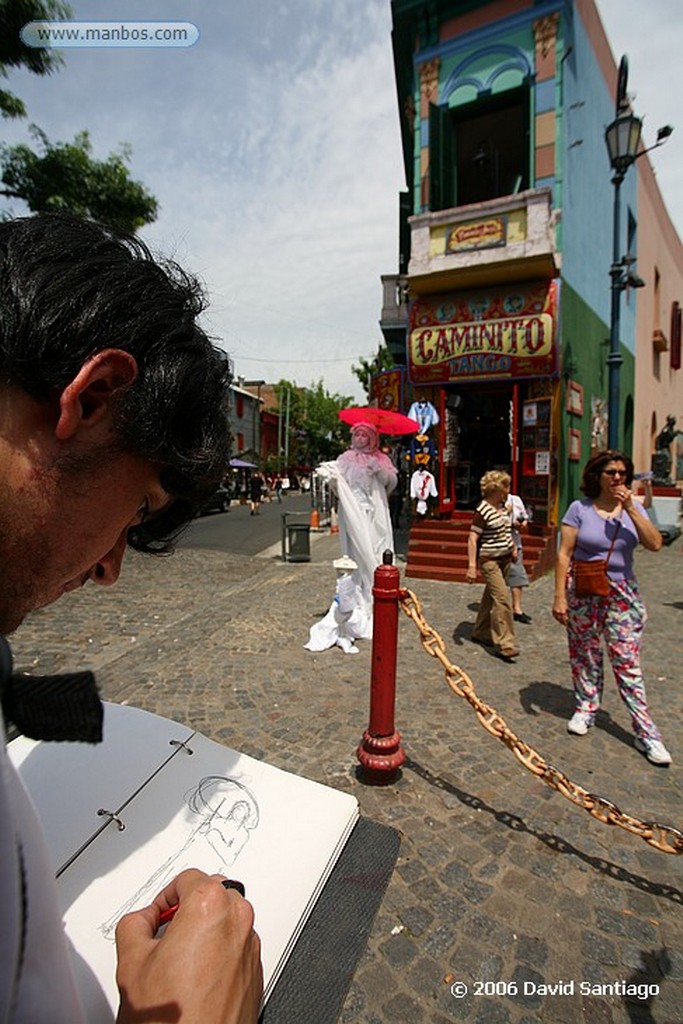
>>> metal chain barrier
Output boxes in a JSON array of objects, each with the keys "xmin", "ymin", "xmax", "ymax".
[{"xmin": 399, "ymin": 587, "xmax": 683, "ymax": 855}]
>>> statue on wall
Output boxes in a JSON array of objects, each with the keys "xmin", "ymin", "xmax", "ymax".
[{"xmin": 651, "ymin": 415, "xmax": 681, "ymax": 486}]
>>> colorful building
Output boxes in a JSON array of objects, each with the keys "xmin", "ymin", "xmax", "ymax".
[{"xmin": 380, "ymin": 0, "xmax": 683, "ymax": 530}]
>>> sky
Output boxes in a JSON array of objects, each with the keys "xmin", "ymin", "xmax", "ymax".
[{"xmin": 1, "ymin": 1, "xmax": 681, "ymax": 403}]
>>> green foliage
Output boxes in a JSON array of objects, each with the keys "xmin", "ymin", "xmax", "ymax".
[
  {"xmin": 0, "ymin": 3, "xmax": 157, "ymax": 232},
  {"xmin": 0, "ymin": 0, "xmax": 71, "ymax": 118},
  {"xmin": 351, "ymin": 344, "xmax": 395, "ymax": 400},
  {"xmin": 0, "ymin": 127, "xmax": 158, "ymax": 231},
  {"xmin": 275, "ymin": 378, "xmax": 353, "ymax": 466}
]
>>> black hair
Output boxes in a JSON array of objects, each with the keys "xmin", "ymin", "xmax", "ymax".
[
  {"xmin": 580, "ymin": 448, "xmax": 634, "ymax": 498},
  {"xmin": 0, "ymin": 213, "xmax": 231, "ymax": 552}
]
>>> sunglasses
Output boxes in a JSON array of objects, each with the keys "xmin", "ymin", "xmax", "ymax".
[{"xmin": 602, "ymin": 469, "xmax": 627, "ymax": 478}]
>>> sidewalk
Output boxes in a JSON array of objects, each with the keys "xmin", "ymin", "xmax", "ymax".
[{"xmin": 9, "ymin": 528, "xmax": 683, "ymax": 1024}]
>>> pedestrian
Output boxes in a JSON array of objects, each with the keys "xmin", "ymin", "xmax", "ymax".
[
  {"xmin": 0, "ymin": 213, "xmax": 263, "ymax": 1022},
  {"xmin": 274, "ymin": 474, "xmax": 283, "ymax": 502},
  {"xmin": 552, "ymin": 449, "xmax": 671, "ymax": 765},
  {"xmin": 466, "ymin": 470, "xmax": 519, "ymax": 662},
  {"xmin": 506, "ymin": 492, "xmax": 532, "ymax": 623},
  {"xmin": 249, "ymin": 471, "xmax": 263, "ymax": 515}
]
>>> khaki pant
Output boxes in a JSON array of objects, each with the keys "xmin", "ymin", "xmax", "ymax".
[{"xmin": 472, "ymin": 556, "xmax": 516, "ymax": 652}]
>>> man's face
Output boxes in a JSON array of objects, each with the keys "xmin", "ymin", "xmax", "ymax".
[{"xmin": 0, "ymin": 447, "xmax": 171, "ymax": 635}]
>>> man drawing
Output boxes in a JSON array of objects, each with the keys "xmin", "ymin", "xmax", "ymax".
[{"xmin": 0, "ymin": 214, "xmax": 262, "ymax": 1023}]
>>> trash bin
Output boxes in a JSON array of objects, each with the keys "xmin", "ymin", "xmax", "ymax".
[{"xmin": 281, "ymin": 514, "xmax": 311, "ymax": 563}]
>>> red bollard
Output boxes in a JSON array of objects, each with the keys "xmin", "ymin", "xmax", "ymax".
[{"xmin": 356, "ymin": 551, "xmax": 406, "ymax": 783}]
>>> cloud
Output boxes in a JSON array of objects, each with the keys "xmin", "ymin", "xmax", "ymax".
[
  {"xmin": 595, "ymin": 0, "xmax": 683, "ymax": 237},
  {"xmin": 3, "ymin": 0, "xmax": 679, "ymax": 401}
]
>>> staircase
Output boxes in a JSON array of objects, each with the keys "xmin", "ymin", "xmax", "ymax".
[{"xmin": 405, "ymin": 515, "xmax": 556, "ymax": 583}]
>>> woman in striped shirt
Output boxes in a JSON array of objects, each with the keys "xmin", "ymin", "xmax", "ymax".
[{"xmin": 466, "ymin": 470, "xmax": 519, "ymax": 662}]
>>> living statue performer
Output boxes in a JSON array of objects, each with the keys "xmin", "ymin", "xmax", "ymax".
[{"xmin": 305, "ymin": 421, "xmax": 397, "ymax": 651}]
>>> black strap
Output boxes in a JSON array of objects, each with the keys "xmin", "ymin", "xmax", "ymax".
[{"xmin": 1, "ymin": 637, "xmax": 103, "ymax": 743}]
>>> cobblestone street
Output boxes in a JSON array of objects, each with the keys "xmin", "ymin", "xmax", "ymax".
[{"xmin": 9, "ymin": 530, "xmax": 683, "ymax": 1024}]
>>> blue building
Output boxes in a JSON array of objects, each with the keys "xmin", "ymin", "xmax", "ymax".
[{"xmin": 380, "ymin": 0, "xmax": 683, "ymax": 532}]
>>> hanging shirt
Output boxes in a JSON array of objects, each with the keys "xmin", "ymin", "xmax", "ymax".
[
  {"xmin": 410, "ymin": 469, "xmax": 437, "ymax": 515},
  {"xmin": 407, "ymin": 401, "xmax": 440, "ymax": 434}
]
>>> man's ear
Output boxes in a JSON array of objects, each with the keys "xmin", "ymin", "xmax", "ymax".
[{"xmin": 55, "ymin": 349, "xmax": 138, "ymax": 441}]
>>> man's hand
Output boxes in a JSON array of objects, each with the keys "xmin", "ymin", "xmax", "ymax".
[
  {"xmin": 465, "ymin": 566, "xmax": 477, "ymax": 584},
  {"xmin": 115, "ymin": 869, "xmax": 263, "ymax": 1024}
]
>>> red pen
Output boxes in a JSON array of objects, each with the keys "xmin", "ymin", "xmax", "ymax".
[{"xmin": 158, "ymin": 878, "xmax": 246, "ymax": 926}]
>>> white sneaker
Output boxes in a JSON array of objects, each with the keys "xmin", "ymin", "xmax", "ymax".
[
  {"xmin": 634, "ymin": 737, "xmax": 672, "ymax": 765},
  {"xmin": 567, "ymin": 712, "xmax": 591, "ymax": 736}
]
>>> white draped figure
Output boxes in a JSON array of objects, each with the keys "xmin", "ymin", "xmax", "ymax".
[{"xmin": 304, "ymin": 422, "xmax": 397, "ymax": 653}]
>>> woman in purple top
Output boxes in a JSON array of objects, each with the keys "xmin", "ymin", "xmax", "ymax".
[{"xmin": 553, "ymin": 449, "xmax": 671, "ymax": 765}]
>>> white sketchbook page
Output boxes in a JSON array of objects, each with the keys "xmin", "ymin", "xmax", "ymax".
[
  {"xmin": 8, "ymin": 703, "xmax": 194, "ymax": 875},
  {"xmin": 56, "ymin": 727, "xmax": 359, "ymax": 1019}
]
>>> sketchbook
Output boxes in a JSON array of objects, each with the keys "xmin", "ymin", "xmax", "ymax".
[{"xmin": 9, "ymin": 702, "xmax": 360, "ymax": 1019}]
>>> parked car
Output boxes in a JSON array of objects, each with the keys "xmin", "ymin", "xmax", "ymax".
[{"xmin": 198, "ymin": 484, "xmax": 231, "ymax": 516}]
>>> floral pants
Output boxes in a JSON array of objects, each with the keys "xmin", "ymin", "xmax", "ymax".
[{"xmin": 566, "ymin": 578, "xmax": 661, "ymax": 741}]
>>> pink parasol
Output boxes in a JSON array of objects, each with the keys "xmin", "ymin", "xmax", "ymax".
[{"xmin": 338, "ymin": 406, "xmax": 420, "ymax": 435}]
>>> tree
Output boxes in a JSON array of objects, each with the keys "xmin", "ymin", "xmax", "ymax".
[
  {"xmin": 275, "ymin": 379, "xmax": 353, "ymax": 467},
  {"xmin": 0, "ymin": 0, "xmax": 71, "ymax": 119},
  {"xmin": 1, "ymin": 127, "xmax": 158, "ymax": 231},
  {"xmin": 351, "ymin": 344, "xmax": 395, "ymax": 400},
  {"xmin": 0, "ymin": 1, "xmax": 158, "ymax": 232}
]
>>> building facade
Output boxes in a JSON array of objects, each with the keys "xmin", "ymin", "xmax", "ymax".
[
  {"xmin": 228, "ymin": 382, "xmax": 262, "ymax": 463},
  {"xmin": 380, "ymin": 0, "xmax": 683, "ymax": 526}
]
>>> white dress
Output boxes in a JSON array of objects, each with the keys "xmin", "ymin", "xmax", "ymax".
[{"xmin": 304, "ymin": 449, "xmax": 396, "ymax": 652}]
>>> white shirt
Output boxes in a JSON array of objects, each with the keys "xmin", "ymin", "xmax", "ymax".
[
  {"xmin": 410, "ymin": 469, "xmax": 438, "ymax": 514},
  {"xmin": 1, "ymin": 718, "xmax": 88, "ymax": 1023},
  {"xmin": 506, "ymin": 493, "xmax": 529, "ymax": 547}
]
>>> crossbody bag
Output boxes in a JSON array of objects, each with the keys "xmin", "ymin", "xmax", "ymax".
[{"xmin": 572, "ymin": 512, "xmax": 622, "ymax": 598}]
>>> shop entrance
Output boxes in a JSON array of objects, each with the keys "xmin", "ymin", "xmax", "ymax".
[{"xmin": 442, "ymin": 385, "xmax": 517, "ymax": 510}]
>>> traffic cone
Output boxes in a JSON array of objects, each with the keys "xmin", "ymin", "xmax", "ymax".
[
  {"xmin": 330, "ymin": 507, "xmax": 339, "ymax": 534},
  {"xmin": 310, "ymin": 508, "xmax": 320, "ymax": 530}
]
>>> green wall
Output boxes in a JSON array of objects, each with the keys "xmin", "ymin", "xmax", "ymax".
[{"xmin": 559, "ymin": 281, "xmax": 634, "ymax": 508}]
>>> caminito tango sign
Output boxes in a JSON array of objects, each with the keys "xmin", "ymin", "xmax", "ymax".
[{"xmin": 408, "ymin": 281, "xmax": 558, "ymax": 384}]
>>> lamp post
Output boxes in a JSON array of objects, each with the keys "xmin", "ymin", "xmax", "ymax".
[
  {"xmin": 604, "ymin": 57, "xmax": 673, "ymax": 450},
  {"xmin": 604, "ymin": 57, "xmax": 642, "ymax": 451}
]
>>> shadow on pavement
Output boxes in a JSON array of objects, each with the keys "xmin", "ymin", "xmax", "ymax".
[
  {"xmin": 518, "ymin": 681, "xmax": 642, "ymax": 753},
  {"xmin": 403, "ymin": 756, "xmax": 683, "ymax": 906}
]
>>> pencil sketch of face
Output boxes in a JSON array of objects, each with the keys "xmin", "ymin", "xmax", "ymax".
[{"xmin": 187, "ymin": 776, "xmax": 260, "ymax": 864}]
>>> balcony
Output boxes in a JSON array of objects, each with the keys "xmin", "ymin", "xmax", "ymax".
[
  {"xmin": 407, "ymin": 187, "xmax": 559, "ymax": 295},
  {"xmin": 380, "ymin": 274, "xmax": 408, "ymax": 326},
  {"xmin": 379, "ymin": 274, "xmax": 409, "ymax": 362}
]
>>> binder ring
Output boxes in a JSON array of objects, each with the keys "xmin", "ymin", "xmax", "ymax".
[
  {"xmin": 97, "ymin": 808, "xmax": 126, "ymax": 831},
  {"xmin": 169, "ymin": 738, "xmax": 194, "ymax": 755}
]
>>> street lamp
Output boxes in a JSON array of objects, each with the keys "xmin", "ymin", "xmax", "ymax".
[{"xmin": 604, "ymin": 56, "xmax": 673, "ymax": 449}]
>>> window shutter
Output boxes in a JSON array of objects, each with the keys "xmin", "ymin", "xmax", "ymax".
[
  {"xmin": 429, "ymin": 103, "xmax": 443, "ymax": 211},
  {"xmin": 429, "ymin": 104, "xmax": 454, "ymax": 212},
  {"xmin": 671, "ymin": 301, "xmax": 681, "ymax": 370}
]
